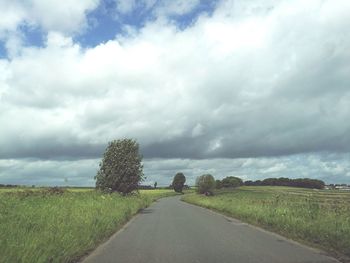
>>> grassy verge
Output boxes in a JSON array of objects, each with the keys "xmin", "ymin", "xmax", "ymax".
[
  {"xmin": 0, "ymin": 188, "xmax": 177, "ymax": 263},
  {"xmin": 182, "ymin": 186, "xmax": 350, "ymax": 261}
]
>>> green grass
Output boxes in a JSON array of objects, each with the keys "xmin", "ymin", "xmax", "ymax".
[
  {"xmin": 0, "ymin": 188, "xmax": 177, "ymax": 263},
  {"xmin": 182, "ymin": 186, "xmax": 350, "ymax": 260}
]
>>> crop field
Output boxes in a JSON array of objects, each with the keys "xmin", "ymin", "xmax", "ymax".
[
  {"xmin": 0, "ymin": 188, "xmax": 177, "ymax": 263},
  {"xmin": 182, "ymin": 186, "xmax": 350, "ymax": 260}
]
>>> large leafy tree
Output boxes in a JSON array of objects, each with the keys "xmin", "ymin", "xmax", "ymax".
[
  {"xmin": 172, "ymin": 172, "xmax": 186, "ymax": 193},
  {"xmin": 95, "ymin": 139, "xmax": 144, "ymax": 195},
  {"xmin": 196, "ymin": 174, "xmax": 215, "ymax": 195}
]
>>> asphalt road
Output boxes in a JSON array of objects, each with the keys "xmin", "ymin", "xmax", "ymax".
[{"xmin": 83, "ymin": 196, "xmax": 339, "ymax": 263}]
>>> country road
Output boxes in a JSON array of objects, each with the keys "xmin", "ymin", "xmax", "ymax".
[{"xmin": 83, "ymin": 196, "xmax": 339, "ymax": 263}]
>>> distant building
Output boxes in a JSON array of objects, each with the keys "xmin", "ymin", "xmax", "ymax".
[
  {"xmin": 326, "ymin": 184, "xmax": 350, "ymax": 191},
  {"xmin": 334, "ymin": 185, "xmax": 350, "ymax": 191}
]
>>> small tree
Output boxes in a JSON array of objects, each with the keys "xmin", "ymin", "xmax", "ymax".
[
  {"xmin": 154, "ymin": 181, "xmax": 157, "ymax": 189},
  {"xmin": 95, "ymin": 139, "xmax": 144, "ymax": 195},
  {"xmin": 172, "ymin": 172, "xmax": 186, "ymax": 193},
  {"xmin": 196, "ymin": 174, "xmax": 215, "ymax": 195}
]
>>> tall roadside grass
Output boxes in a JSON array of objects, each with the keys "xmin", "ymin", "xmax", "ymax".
[
  {"xmin": 182, "ymin": 186, "xmax": 350, "ymax": 260},
  {"xmin": 0, "ymin": 188, "xmax": 177, "ymax": 263}
]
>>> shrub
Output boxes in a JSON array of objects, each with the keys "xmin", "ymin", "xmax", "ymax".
[
  {"xmin": 95, "ymin": 139, "xmax": 144, "ymax": 195},
  {"xmin": 172, "ymin": 173, "xmax": 186, "ymax": 193},
  {"xmin": 196, "ymin": 174, "xmax": 215, "ymax": 195}
]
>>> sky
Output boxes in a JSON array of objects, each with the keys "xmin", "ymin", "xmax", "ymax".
[{"xmin": 0, "ymin": 0, "xmax": 350, "ymax": 187}]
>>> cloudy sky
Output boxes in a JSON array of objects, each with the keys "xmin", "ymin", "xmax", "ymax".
[{"xmin": 0, "ymin": 0, "xmax": 350, "ymax": 187}]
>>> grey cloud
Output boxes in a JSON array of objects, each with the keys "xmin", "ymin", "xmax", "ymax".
[
  {"xmin": 0, "ymin": 158, "xmax": 99, "ymax": 186},
  {"xmin": 1, "ymin": 153, "xmax": 349, "ymax": 187},
  {"xmin": 0, "ymin": 141, "xmax": 105, "ymax": 160}
]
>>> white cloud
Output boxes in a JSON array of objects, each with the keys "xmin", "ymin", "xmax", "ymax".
[
  {"xmin": 0, "ymin": 1, "xmax": 27, "ymax": 34},
  {"xmin": 0, "ymin": 0, "xmax": 100, "ymax": 39},
  {"xmin": 155, "ymin": 0, "xmax": 200, "ymax": 16},
  {"xmin": 114, "ymin": 0, "xmax": 136, "ymax": 14},
  {"xmin": 111, "ymin": 0, "xmax": 200, "ymax": 18},
  {"xmin": 1, "ymin": 0, "xmax": 350, "ymax": 185},
  {"xmin": 28, "ymin": 0, "xmax": 100, "ymax": 33}
]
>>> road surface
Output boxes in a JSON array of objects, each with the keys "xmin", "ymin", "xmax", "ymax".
[{"xmin": 83, "ymin": 196, "xmax": 339, "ymax": 263}]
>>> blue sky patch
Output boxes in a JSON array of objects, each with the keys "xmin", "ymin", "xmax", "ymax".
[
  {"xmin": 168, "ymin": 1, "xmax": 219, "ymax": 30},
  {"xmin": 78, "ymin": 0, "xmax": 219, "ymax": 48},
  {"xmin": 0, "ymin": 0, "xmax": 219, "ymax": 56},
  {"xmin": 19, "ymin": 24, "xmax": 45, "ymax": 48},
  {"xmin": 0, "ymin": 24, "xmax": 45, "ymax": 58}
]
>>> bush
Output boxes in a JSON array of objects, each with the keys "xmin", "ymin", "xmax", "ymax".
[
  {"xmin": 221, "ymin": 176, "xmax": 243, "ymax": 188},
  {"xmin": 196, "ymin": 174, "xmax": 215, "ymax": 195},
  {"xmin": 172, "ymin": 172, "xmax": 186, "ymax": 193},
  {"xmin": 95, "ymin": 139, "xmax": 144, "ymax": 195}
]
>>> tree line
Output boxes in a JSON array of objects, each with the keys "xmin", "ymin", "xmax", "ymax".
[
  {"xmin": 0, "ymin": 184, "xmax": 19, "ymax": 188},
  {"xmin": 244, "ymin": 177, "xmax": 325, "ymax": 189}
]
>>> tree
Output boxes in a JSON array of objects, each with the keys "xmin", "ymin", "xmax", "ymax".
[
  {"xmin": 244, "ymin": 180, "xmax": 254, "ymax": 186},
  {"xmin": 196, "ymin": 174, "xmax": 215, "ymax": 195},
  {"xmin": 221, "ymin": 176, "xmax": 243, "ymax": 188},
  {"xmin": 154, "ymin": 181, "xmax": 157, "ymax": 189},
  {"xmin": 95, "ymin": 139, "xmax": 144, "ymax": 195},
  {"xmin": 172, "ymin": 172, "xmax": 186, "ymax": 193},
  {"xmin": 215, "ymin": 179, "xmax": 223, "ymax": 189}
]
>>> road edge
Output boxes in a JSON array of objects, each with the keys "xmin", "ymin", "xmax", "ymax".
[
  {"xmin": 181, "ymin": 197, "xmax": 347, "ymax": 263},
  {"xmin": 79, "ymin": 210, "xmax": 142, "ymax": 262},
  {"xmin": 79, "ymin": 196, "xmax": 176, "ymax": 263}
]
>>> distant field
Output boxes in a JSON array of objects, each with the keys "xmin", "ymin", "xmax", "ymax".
[
  {"xmin": 182, "ymin": 186, "xmax": 350, "ymax": 260},
  {"xmin": 0, "ymin": 188, "xmax": 177, "ymax": 263}
]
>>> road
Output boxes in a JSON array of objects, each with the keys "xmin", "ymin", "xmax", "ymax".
[{"xmin": 83, "ymin": 196, "xmax": 339, "ymax": 263}]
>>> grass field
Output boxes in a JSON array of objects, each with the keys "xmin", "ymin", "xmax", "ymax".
[
  {"xmin": 182, "ymin": 186, "xmax": 350, "ymax": 260},
  {"xmin": 0, "ymin": 188, "xmax": 177, "ymax": 263}
]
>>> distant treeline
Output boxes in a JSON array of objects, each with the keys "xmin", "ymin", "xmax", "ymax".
[
  {"xmin": 244, "ymin": 177, "xmax": 325, "ymax": 189},
  {"xmin": 0, "ymin": 179, "xmax": 327, "ymax": 190},
  {"xmin": 0, "ymin": 184, "xmax": 19, "ymax": 188},
  {"xmin": 138, "ymin": 185, "xmax": 155, "ymax": 190},
  {"xmin": 138, "ymin": 185, "xmax": 191, "ymax": 190}
]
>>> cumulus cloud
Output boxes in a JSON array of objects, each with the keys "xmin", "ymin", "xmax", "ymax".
[{"xmin": 1, "ymin": 0, "xmax": 350, "ymax": 185}]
